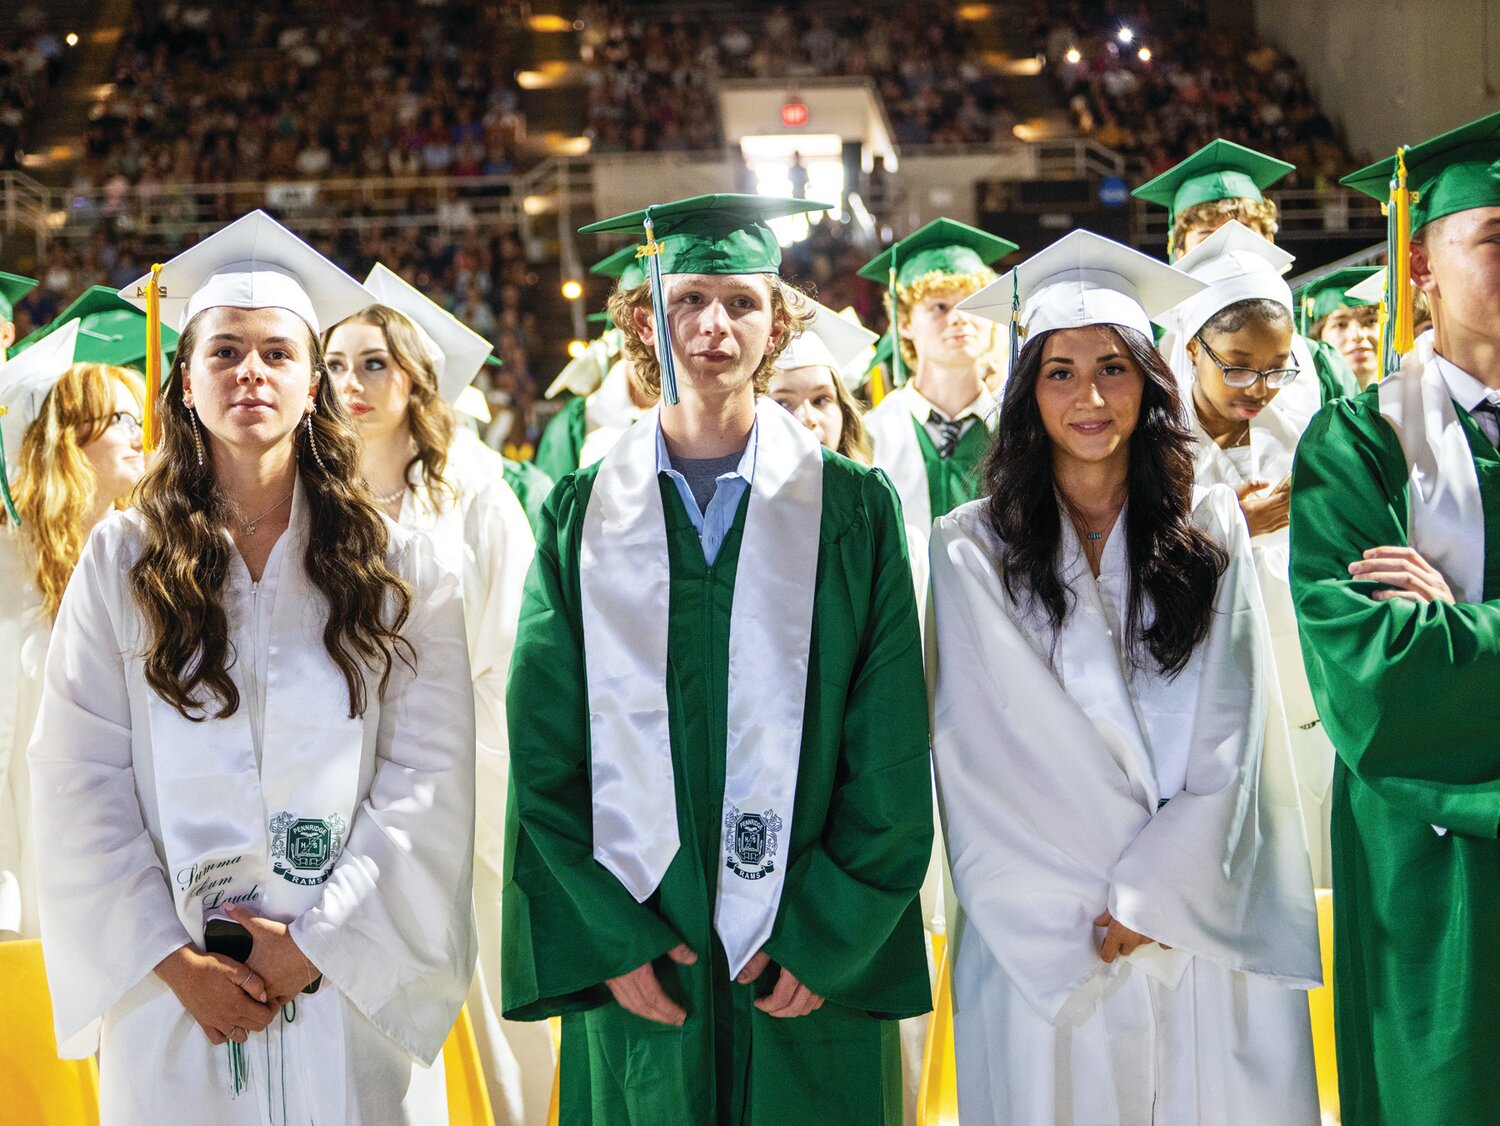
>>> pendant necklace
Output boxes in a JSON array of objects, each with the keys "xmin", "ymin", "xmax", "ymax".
[{"xmin": 236, "ymin": 490, "xmax": 294, "ymax": 537}]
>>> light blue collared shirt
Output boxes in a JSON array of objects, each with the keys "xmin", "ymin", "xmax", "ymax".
[{"xmin": 655, "ymin": 418, "xmax": 758, "ymax": 566}]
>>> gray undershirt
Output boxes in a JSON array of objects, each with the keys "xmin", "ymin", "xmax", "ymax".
[{"xmin": 671, "ymin": 450, "xmax": 745, "ymax": 516}]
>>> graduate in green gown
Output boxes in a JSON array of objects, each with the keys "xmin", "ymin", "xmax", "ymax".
[
  {"xmin": 856, "ymin": 219, "xmax": 1018, "ymax": 584},
  {"xmin": 1295, "ymin": 267, "xmax": 1383, "ymax": 392},
  {"xmin": 1291, "ymin": 109, "xmax": 1500, "ymax": 1126},
  {"xmin": 532, "ymin": 248, "xmax": 651, "ymax": 483},
  {"xmin": 502, "ymin": 195, "xmax": 933, "ymax": 1126},
  {"xmin": 1134, "ymin": 139, "xmax": 1358, "ymax": 412},
  {"xmin": 0, "ymin": 270, "xmax": 41, "ymax": 366}
]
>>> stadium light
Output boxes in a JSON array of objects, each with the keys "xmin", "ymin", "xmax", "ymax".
[
  {"xmin": 1138, "ymin": 46, "xmax": 1152, "ymax": 62},
  {"xmin": 1117, "ymin": 26, "xmax": 1134, "ymax": 43},
  {"xmin": 66, "ymin": 32, "xmax": 79, "ymax": 47},
  {"xmin": 561, "ymin": 280, "xmax": 583, "ymax": 300},
  {"xmin": 1064, "ymin": 46, "xmax": 1082, "ymax": 65},
  {"xmin": 567, "ymin": 340, "xmax": 589, "ymax": 359}
]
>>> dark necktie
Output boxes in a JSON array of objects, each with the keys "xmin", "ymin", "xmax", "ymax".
[
  {"xmin": 928, "ymin": 411, "xmax": 965, "ymax": 459},
  {"xmin": 1472, "ymin": 400, "xmax": 1500, "ymax": 445}
]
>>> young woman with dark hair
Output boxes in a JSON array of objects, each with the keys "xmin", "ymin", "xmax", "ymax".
[
  {"xmin": 930, "ymin": 231, "xmax": 1320, "ymax": 1125},
  {"xmin": 27, "ymin": 213, "xmax": 477, "ymax": 1124}
]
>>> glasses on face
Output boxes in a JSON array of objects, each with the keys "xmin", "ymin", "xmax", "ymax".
[
  {"xmin": 1193, "ymin": 334, "xmax": 1300, "ymax": 389},
  {"xmin": 102, "ymin": 411, "xmax": 144, "ymax": 438}
]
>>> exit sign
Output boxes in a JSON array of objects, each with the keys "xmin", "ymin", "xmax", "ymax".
[{"xmin": 781, "ymin": 101, "xmax": 808, "ymax": 127}]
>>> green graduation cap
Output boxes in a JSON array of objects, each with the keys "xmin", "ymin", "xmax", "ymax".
[
  {"xmin": 9, "ymin": 285, "xmax": 180, "ymax": 372},
  {"xmin": 1341, "ymin": 110, "xmax": 1500, "ymax": 366},
  {"xmin": 579, "ymin": 194, "xmax": 831, "ymax": 402},
  {"xmin": 856, "ymin": 219, "xmax": 1018, "ymax": 290},
  {"xmin": 1294, "ymin": 267, "xmax": 1381, "ymax": 333},
  {"xmin": 856, "ymin": 218, "xmax": 1019, "ymax": 385},
  {"xmin": 0, "ymin": 271, "xmax": 38, "ymax": 324},
  {"xmin": 1133, "ymin": 139, "xmax": 1294, "ymax": 238},
  {"xmin": 589, "ymin": 244, "xmax": 648, "ymax": 292}
]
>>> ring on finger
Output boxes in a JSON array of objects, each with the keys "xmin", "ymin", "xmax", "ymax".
[
  {"xmin": 231, "ymin": 1025, "xmax": 246, "ymax": 1040},
  {"xmin": 239, "ymin": 968, "xmax": 253, "ymax": 987}
]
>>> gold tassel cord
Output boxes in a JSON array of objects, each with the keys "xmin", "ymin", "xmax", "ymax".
[
  {"xmin": 142, "ymin": 262, "xmax": 164, "ymax": 451},
  {"xmin": 1389, "ymin": 149, "xmax": 1417, "ymax": 360}
]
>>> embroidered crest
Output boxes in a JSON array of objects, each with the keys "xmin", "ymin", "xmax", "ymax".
[
  {"xmin": 269, "ymin": 811, "xmax": 346, "ymax": 886},
  {"xmin": 724, "ymin": 807, "xmax": 783, "ymax": 881}
]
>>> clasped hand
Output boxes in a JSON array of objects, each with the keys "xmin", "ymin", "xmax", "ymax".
[
  {"xmin": 1348, "ymin": 545, "xmax": 1455, "ymax": 603},
  {"xmin": 1094, "ymin": 910, "xmax": 1169, "ymax": 964},
  {"xmin": 605, "ymin": 944, "xmax": 825, "ymax": 1025}
]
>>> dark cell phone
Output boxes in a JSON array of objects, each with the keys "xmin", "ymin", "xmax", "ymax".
[{"xmin": 204, "ymin": 918, "xmax": 253, "ymax": 964}]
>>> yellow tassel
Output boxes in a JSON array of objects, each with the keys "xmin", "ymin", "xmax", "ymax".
[
  {"xmin": 1375, "ymin": 298, "xmax": 1390, "ymax": 382},
  {"xmin": 142, "ymin": 262, "xmax": 164, "ymax": 452},
  {"xmin": 1390, "ymin": 149, "xmax": 1416, "ymax": 358}
]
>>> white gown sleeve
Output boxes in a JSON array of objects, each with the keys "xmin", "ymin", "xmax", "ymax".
[
  {"xmin": 290, "ymin": 529, "xmax": 478, "ymax": 1065},
  {"xmin": 28, "ymin": 519, "xmax": 195, "ymax": 1057}
]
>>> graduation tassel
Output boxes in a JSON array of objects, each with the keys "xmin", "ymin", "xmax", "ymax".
[
  {"xmin": 142, "ymin": 261, "xmax": 164, "ymax": 451},
  {"xmin": 888, "ymin": 255, "xmax": 904, "ymax": 389},
  {"xmin": 1382, "ymin": 147, "xmax": 1417, "ymax": 373},
  {"xmin": 0, "ymin": 406, "xmax": 19, "ymax": 527},
  {"xmin": 637, "ymin": 211, "xmax": 678, "ymax": 406},
  {"xmin": 1009, "ymin": 268, "xmax": 1022, "ymax": 374},
  {"xmin": 226, "ymin": 1039, "xmax": 249, "ymax": 1098}
]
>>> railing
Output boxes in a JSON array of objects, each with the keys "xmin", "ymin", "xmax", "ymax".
[
  {"xmin": 1131, "ymin": 189, "xmax": 1387, "ymax": 248},
  {"xmin": 1033, "ymin": 137, "xmax": 1126, "ymax": 180}
]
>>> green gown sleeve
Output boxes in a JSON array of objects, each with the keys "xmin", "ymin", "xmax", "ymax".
[
  {"xmin": 1290, "ymin": 396, "xmax": 1500, "ymax": 836},
  {"xmin": 502, "ymin": 456, "xmax": 555, "ymax": 532},
  {"xmin": 501, "ymin": 474, "xmax": 683, "ymax": 1021},
  {"xmin": 532, "ymin": 397, "xmax": 588, "ymax": 485},
  {"xmin": 763, "ymin": 467, "xmax": 934, "ymax": 1019},
  {"xmin": 1309, "ymin": 336, "xmax": 1358, "ymax": 403}
]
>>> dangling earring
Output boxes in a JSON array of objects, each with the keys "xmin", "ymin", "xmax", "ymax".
[
  {"xmin": 184, "ymin": 401, "xmax": 205, "ymax": 468},
  {"xmin": 304, "ymin": 402, "xmax": 327, "ymax": 472}
]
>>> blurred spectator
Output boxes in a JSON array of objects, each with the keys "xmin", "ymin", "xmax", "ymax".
[
  {"xmin": 575, "ymin": 0, "xmax": 1019, "ymax": 153},
  {"xmin": 0, "ymin": 2, "xmax": 65, "ymax": 168}
]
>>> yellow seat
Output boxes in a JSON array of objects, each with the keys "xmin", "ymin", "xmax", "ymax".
[
  {"xmin": 1307, "ymin": 889, "xmax": 1339, "ymax": 1121},
  {"xmin": 546, "ymin": 1015, "xmax": 562, "ymax": 1126},
  {"xmin": 918, "ymin": 932, "xmax": 961, "ymax": 1126},
  {"xmin": 443, "ymin": 1004, "xmax": 496, "ymax": 1126},
  {"xmin": 0, "ymin": 938, "xmax": 100, "ymax": 1126}
]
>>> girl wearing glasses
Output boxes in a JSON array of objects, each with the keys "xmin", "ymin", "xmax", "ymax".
[
  {"xmin": 1163, "ymin": 221, "xmax": 1333, "ymax": 885},
  {"xmin": 1, "ymin": 336, "xmax": 145, "ymax": 943}
]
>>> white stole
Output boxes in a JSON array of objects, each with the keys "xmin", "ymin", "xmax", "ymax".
[
  {"xmin": 580, "ymin": 399, "xmax": 824, "ymax": 977},
  {"xmin": 1376, "ymin": 332, "xmax": 1487, "ymax": 603},
  {"xmin": 867, "ymin": 386, "xmax": 935, "ymax": 537},
  {"xmin": 579, "ymin": 360, "xmax": 647, "ymax": 470},
  {"xmin": 146, "ymin": 483, "xmax": 367, "ymax": 937}
]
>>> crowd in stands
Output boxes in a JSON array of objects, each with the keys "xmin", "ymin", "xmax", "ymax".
[
  {"xmin": 575, "ymin": 0, "xmax": 1021, "ymax": 152},
  {"xmin": 86, "ymin": 1, "xmax": 529, "ymax": 188},
  {"xmin": 0, "ymin": 3, "xmax": 66, "ymax": 170},
  {"xmin": 1029, "ymin": 1, "xmax": 1357, "ymax": 185}
]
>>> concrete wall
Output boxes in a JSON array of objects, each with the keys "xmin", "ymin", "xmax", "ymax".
[{"xmin": 1256, "ymin": 0, "xmax": 1500, "ymax": 159}]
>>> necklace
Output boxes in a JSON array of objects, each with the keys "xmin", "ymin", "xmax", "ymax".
[
  {"xmin": 373, "ymin": 485, "xmax": 406, "ymax": 506},
  {"xmin": 235, "ymin": 490, "xmax": 294, "ymax": 537}
]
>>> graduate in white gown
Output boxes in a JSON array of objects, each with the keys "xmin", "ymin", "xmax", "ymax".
[
  {"xmin": 326, "ymin": 266, "xmax": 549, "ymax": 1126},
  {"xmin": 1160, "ymin": 221, "xmax": 1335, "ymax": 885},
  {"xmin": 28, "ymin": 211, "xmax": 477, "ymax": 1126},
  {"xmin": 0, "ymin": 328, "xmax": 144, "ymax": 940},
  {"xmin": 938, "ymin": 231, "xmax": 1321, "ymax": 1126}
]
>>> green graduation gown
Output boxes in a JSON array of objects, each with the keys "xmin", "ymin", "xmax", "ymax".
[
  {"xmin": 502, "ymin": 451, "xmax": 934, "ymax": 1126},
  {"xmin": 1290, "ymin": 387, "xmax": 1500, "ymax": 1125},
  {"xmin": 502, "ymin": 456, "xmax": 554, "ymax": 532},
  {"xmin": 1308, "ymin": 335, "xmax": 1358, "ymax": 404},
  {"xmin": 534, "ymin": 395, "xmax": 588, "ymax": 484},
  {"xmin": 910, "ymin": 416, "xmax": 990, "ymax": 519}
]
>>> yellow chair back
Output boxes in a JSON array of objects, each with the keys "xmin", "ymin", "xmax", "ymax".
[
  {"xmin": 1307, "ymin": 888, "xmax": 1339, "ymax": 1121},
  {"xmin": 443, "ymin": 1004, "xmax": 497, "ymax": 1125},
  {"xmin": 0, "ymin": 938, "xmax": 99, "ymax": 1126}
]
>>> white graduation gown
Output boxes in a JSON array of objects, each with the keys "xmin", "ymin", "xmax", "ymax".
[
  {"xmin": 0, "ymin": 530, "xmax": 47, "ymax": 938},
  {"xmin": 577, "ymin": 359, "xmax": 647, "ymax": 471},
  {"xmin": 401, "ymin": 432, "xmax": 552, "ymax": 1126},
  {"xmin": 928, "ymin": 486, "xmax": 1320, "ymax": 1126},
  {"xmin": 28, "ymin": 483, "xmax": 477, "ymax": 1126},
  {"xmin": 1188, "ymin": 404, "xmax": 1334, "ymax": 886}
]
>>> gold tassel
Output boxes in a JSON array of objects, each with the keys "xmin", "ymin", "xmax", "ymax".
[
  {"xmin": 142, "ymin": 262, "xmax": 163, "ymax": 451},
  {"xmin": 1389, "ymin": 149, "xmax": 1416, "ymax": 358}
]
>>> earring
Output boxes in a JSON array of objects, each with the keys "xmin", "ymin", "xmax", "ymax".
[
  {"xmin": 304, "ymin": 413, "xmax": 327, "ymax": 472},
  {"xmin": 186, "ymin": 405, "xmax": 205, "ymax": 468}
]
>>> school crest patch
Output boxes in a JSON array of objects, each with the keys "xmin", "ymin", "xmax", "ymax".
[
  {"xmin": 724, "ymin": 807, "xmax": 783, "ymax": 881},
  {"xmin": 269, "ymin": 812, "xmax": 347, "ymax": 886}
]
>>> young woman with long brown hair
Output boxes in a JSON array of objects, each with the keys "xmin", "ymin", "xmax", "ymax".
[
  {"xmin": 931, "ymin": 232, "xmax": 1321, "ymax": 1124},
  {"xmin": 27, "ymin": 213, "xmax": 477, "ymax": 1124},
  {"xmin": 1, "ymin": 329, "xmax": 145, "ymax": 942},
  {"xmin": 326, "ymin": 266, "xmax": 544, "ymax": 1126}
]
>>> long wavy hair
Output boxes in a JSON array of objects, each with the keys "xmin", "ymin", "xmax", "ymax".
[
  {"xmin": 983, "ymin": 325, "xmax": 1227, "ymax": 676},
  {"xmin": 129, "ymin": 311, "xmax": 414, "ymax": 721},
  {"xmin": 7, "ymin": 363, "xmax": 144, "ymax": 619},
  {"xmin": 325, "ymin": 305, "xmax": 457, "ymax": 505}
]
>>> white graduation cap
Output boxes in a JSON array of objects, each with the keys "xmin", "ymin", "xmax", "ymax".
[
  {"xmin": 454, "ymin": 383, "xmax": 492, "ymax": 423},
  {"xmin": 1163, "ymin": 220, "xmax": 1295, "ymax": 344},
  {"xmin": 363, "ymin": 263, "xmax": 495, "ymax": 404},
  {"xmin": 119, "ymin": 210, "xmax": 373, "ymax": 335},
  {"xmin": 776, "ymin": 300, "xmax": 880, "ymax": 388},
  {"xmin": 0, "ymin": 320, "xmax": 81, "ymax": 513},
  {"xmin": 959, "ymin": 230, "xmax": 1206, "ymax": 342},
  {"xmin": 1344, "ymin": 269, "xmax": 1386, "ymax": 304},
  {"xmin": 545, "ymin": 329, "xmax": 619, "ymax": 399}
]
